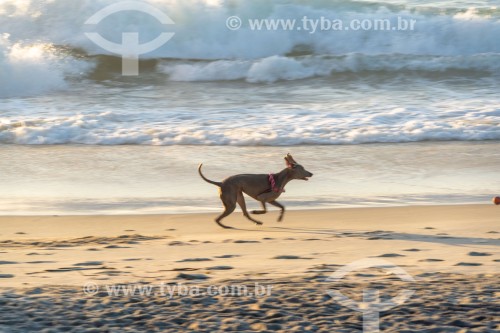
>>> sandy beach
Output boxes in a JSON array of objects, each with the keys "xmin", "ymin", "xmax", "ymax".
[{"xmin": 0, "ymin": 205, "xmax": 498, "ymax": 332}]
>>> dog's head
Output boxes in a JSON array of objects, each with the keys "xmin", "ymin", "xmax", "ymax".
[{"xmin": 284, "ymin": 153, "xmax": 313, "ymax": 181}]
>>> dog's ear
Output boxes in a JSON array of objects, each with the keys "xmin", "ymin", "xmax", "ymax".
[
  {"xmin": 286, "ymin": 153, "xmax": 297, "ymax": 163},
  {"xmin": 284, "ymin": 153, "xmax": 297, "ymax": 168}
]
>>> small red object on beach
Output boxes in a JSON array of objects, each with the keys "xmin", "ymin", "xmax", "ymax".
[{"xmin": 493, "ymin": 197, "xmax": 500, "ymax": 205}]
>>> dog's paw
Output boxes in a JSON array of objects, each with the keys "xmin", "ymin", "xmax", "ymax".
[
  {"xmin": 255, "ymin": 221, "xmax": 263, "ymax": 226},
  {"xmin": 216, "ymin": 221, "xmax": 233, "ymax": 229}
]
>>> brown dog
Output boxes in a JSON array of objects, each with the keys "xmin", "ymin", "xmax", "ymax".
[{"xmin": 198, "ymin": 154, "xmax": 313, "ymax": 228}]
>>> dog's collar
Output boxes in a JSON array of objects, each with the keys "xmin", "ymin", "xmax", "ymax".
[{"xmin": 268, "ymin": 173, "xmax": 285, "ymax": 193}]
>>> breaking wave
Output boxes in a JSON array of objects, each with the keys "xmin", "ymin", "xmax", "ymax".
[{"xmin": 0, "ymin": 0, "xmax": 498, "ymax": 93}]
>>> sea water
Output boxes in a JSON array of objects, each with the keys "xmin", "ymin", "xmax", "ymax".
[{"xmin": 0, "ymin": 0, "xmax": 498, "ymax": 214}]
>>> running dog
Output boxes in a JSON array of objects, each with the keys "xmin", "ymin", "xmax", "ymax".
[{"xmin": 198, "ymin": 154, "xmax": 313, "ymax": 228}]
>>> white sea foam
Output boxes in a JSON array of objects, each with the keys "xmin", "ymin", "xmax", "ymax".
[
  {"xmin": 0, "ymin": 103, "xmax": 498, "ymax": 145},
  {"xmin": 0, "ymin": 35, "xmax": 67, "ymax": 97},
  {"xmin": 0, "ymin": 34, "xmax": 93, "ymax": 97}
]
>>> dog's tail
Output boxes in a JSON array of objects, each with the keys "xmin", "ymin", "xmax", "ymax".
[{"xmin": 198, "ymin": 164, "xmax": 222, "ymax": 187}]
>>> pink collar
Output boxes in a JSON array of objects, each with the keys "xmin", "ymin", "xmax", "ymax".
[{"xmin": 269, "ymin": 173, "xmax": 285, "ymax": 193}]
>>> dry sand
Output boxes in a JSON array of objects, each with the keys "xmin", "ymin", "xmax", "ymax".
[{"xmin": 0, "ymin": 205, "xmax": 498, "ymax": 332}]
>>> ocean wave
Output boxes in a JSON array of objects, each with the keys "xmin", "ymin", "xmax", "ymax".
[
  {"xmin": 1, "ymin": 106, "xmax": 499, "ymax": 145},
  {"xmin": 161, "ymin": 53, "xmax": 500, "ymax": 83},
  {"xmin": 0, "ymin": 0, "xmax": 498, "ymax": 95},
  {"xmin": 0, "ymin": 34, "xmax": 93, "ymax": 98},
  {"xmin": 1, "ymin": 0, "xmax": 499, "ymax": 60},
  {"xmin": 0, "ymin": 34, "xmax": 67, "ymax": 97}
]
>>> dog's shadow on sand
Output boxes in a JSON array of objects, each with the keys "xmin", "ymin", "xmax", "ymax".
[{"xmin": 227, "ymin": 225, "xmax": 500, "ymax": 247}]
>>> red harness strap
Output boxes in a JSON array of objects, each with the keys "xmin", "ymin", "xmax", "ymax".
[{"xmin": 268, "ymin": 173, "xmax": 285, "ymax": 193}]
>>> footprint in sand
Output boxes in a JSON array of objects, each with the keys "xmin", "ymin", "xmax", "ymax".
[
  {"xmin": 233, "ymin": 240, "xmax": 260, "ymax": 244},
  {"xmin": 0, "ymin": 261, "xmax": 18, "ymax": 265},
  {"xmin": 376, "ymin": 253, "xmax": 405, "ymax": 258},
  {"xmin": 45, "ymin": 267, "xmax": 109, "ymax": 272},
  {"xmin": 73, "ymin": 261, "xmax": 104, "ymax": 266},
  {"xmin": 468, "ymin": 252, "xmax": 492, "ymax": 257},
  {"xmin": 214, "ymin": 255, "xmax": 240, "ymax": 259},
  {"xmin": 403, "ymin": 248, "xmax": 423, "ymax": 252},
  {"xmin": 26, "ymin": 261, "xmax": 57, "ymax": 264},
  {"xmin": 176, "ymin": 258, "xmax": 212, "ymax": 263},
  {"xmin": 164, "ymin": 268, "xmax": 199, "ymax": 272},
  {"xmin": 176, "ymin": 273, "xmax": 209, "ymax": 280},
  {"xmin": 355, "ymin": 273, "xmax": 377, "ymax": 277},
  {"xmin": 0, "ymin": 274, "xmax": 14, "ymax": 278},
  {"xmin": 455, "ymin": 262, "xmax": 483, "ymax": 266},
  {"xmin": 273, "ymin": 255, "xmax": 312, "ymax": 260},
  {"xmin": 168, "ymin": 241, "xmax": 191, "ymax": 246},
  {"xmin": 424, "ymin": 227, "xmax": 435, "ymax": 230},
  {"xmin": 419, "ymin": 259, "xmax": 444, "ymax": 262},
  {"xmin": 207, "ymin": 266, "xmax": 234, "ymax": 270}
]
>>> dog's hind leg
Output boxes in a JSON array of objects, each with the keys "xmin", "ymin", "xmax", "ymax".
[
  {"xmin": 215, "ymin": 191, "xmax": 236, "ymax": 229},
  {"xmin": 268, "ymin": 200, "xmax": 285, "ymax": 222},
  {"xmin": 215, "ymin": 204, "xmax": 235, "ymax": 229},
  {"xmin": 237, "ymin": 192, "xmax": 263, "ymax": 226},
  {"xmin": 251, "ymin": 201, "xmax": 267, "ymax": 215}
]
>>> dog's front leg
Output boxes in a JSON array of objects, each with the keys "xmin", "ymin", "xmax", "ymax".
[
  {"xmin": 251, "ymin": 201, "xmax": 267, "ymax": 215},
  {"xmin": 268, "ymin": 200, "xmax": 285, "ymax": 222}
]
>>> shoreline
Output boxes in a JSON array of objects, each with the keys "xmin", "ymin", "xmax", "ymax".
[
  {"xmin": 0, "ymin": 197, "xmax": 492, "ymax": 216},
  {"xmin": 0, "ymin": 201, "xmax": 495, "ymax": 217},
  {"xmin": 0, "ymin": 202, "xmax": 496, "ymax": 218}
]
